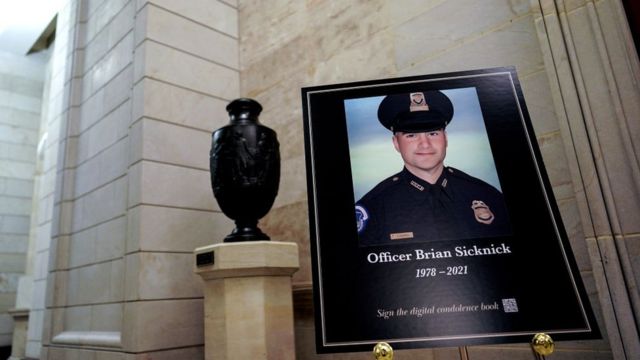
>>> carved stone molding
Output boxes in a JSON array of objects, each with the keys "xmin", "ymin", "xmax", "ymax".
[{"xmin": 531, "ymin": 0, "xmax": 640, "ymax": 358}]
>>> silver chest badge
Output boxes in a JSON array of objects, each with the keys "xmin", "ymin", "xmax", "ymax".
[{"xmin": 471, "ymin": 200, "xmax": 495, "ymax": 224}]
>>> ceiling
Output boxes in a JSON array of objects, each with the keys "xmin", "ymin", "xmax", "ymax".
[{"xmin": 0, "ymin": 0, "xmax": 63, "ymax": 55}]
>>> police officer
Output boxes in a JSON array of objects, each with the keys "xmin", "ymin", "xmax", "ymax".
[{"xmin": 355, "ymin": 90, "xmax": 511, "ymax": 245}]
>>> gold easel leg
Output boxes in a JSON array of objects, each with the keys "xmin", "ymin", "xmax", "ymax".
[
  {"xmin": 459, "ymin": 346, "xmax": 469, "ymax": 360},
  {"xmin": 530, "ymin": 346, "xmax": 544, "ymax": 360}
]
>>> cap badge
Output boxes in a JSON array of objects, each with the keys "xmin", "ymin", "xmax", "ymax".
[
  {"xmin": 409, "ymin": 92, "xmax": 429, "ymax": 112},
  {"xmin": 471, "ymin": 200, "xmax": 495, "ymax": 224}
]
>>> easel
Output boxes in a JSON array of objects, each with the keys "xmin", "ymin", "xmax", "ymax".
[{"xmin": 373, "ymin": 333, "xmax": 555, "ymax": 360}]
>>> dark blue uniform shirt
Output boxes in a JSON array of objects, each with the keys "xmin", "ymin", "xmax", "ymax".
[{"xmin": 355, "ymin": 167, "xmax": 511, "ymax": 245}]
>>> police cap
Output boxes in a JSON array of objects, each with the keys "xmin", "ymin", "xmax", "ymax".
[{"xmin": 377, "ymin": 90, "xmax": 454, "ymax": 133}]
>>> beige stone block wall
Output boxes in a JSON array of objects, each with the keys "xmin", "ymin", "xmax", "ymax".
[
  {"xmin": 22, "ymin": 0, "xmax": 633, "ymax": 358},
  {"xmin": 38, "ymin": 1, "xmax": 242, "ymax": 357},
  {"xmin": 122, "ymin": 2, "xmax": 240, "ymax": 357},
  {"xmin": 22, "ymin": 1, "xmax": 78, "ymax": 356},
  {"xmin": 532, "ymin": 0, "xmax": 640, "ymax": 358},
  {"xmin": 40, "ymin": 0, "xmax": 132, "ymax": 357},
  {"xmin": 0, "ymin": 49, "xmax": 46, "ymax": 347},
  {"xmin": 237, "ymin": 0, "xmax": 613, "ymax": 359}
]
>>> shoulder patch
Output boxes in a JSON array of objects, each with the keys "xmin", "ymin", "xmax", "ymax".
[{"xmin": 355, "ymin": 205, "xmax": 369, "ymax": 233}]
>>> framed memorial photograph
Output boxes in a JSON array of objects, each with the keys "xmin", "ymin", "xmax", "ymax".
[{"xmin": 301, "ymin": 67, "xmax": 600, "ymax": 353}]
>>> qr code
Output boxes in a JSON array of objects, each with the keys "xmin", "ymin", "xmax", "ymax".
[{"xmin": 502, "ymin": 298, "xmax": 519, "ymax": 313}]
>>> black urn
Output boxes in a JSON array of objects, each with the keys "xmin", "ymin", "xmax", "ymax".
[{"xmin": 209, "ymin": 98, "xmax": 280, "ymax": 242}]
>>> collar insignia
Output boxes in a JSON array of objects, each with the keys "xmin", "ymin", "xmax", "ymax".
[
  {"xmin": 471, "ymin": 200, "xmax": 495, "ymax": 224},
  {"xmin": 410, "ymin": 180, "xmax": 424, "ymax": 191}
]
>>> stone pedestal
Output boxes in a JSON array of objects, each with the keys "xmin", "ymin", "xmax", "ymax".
[
  {"xmin": 7, "ymin": 308, "xmax": 29, "ymax": 360},
  {"xmin": 194, "ymin": 241, "xmax": 299, "ymax": 360}
]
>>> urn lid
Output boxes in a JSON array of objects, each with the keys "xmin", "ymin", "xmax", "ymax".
[{"xmin": 227, "ymin": 98, "xmax": 263, "ymax": 122}]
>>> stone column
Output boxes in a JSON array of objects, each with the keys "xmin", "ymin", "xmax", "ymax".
[
  {"xmin": 194, "ymin": 241, "xmax": 299, "ymax": 360},
  {"xmin": 531, "ymin": 0, "xmax": 640, "ymax": 358},
  {"xmin": 38, "ymin": 0, "xmax": 240, "ymax": 358},
  {"xmin": 7, "ymin": 308, "xmax": 29, "ymax": 360}
]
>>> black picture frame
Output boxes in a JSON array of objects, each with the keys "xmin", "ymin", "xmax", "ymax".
[{"xmin": 301, "ymin": 67, "xmax": 600, "ymax": 353}]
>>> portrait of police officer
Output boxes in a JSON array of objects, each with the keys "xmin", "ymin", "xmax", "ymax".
[{"xmin": 355, "ymin": 90, "xmax": 511, "ymax": 245}]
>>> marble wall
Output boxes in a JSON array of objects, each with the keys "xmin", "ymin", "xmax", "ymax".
[
  {"xmin": 237, "ymin": 0, "xmax": 616, "ymax": 359},
  {"xmin": 40, "ymin": 0, "xmax": 240, "ymax": 359},
  {"xmin": 532, "ymin": 0, "xmax": 640, "ymax": 357},
  {"xmin": 22, "ymin": 0, "xmax": 636, "ymax": 359},
  {"xmin": 23, "ymin": 47, "xmax": 54, "ymax": 358},
  {"xmin": 20, "ymin": 3, "xmax": 80, "ymax": 355},
  {"xmin": 120, "ymin": 0, "xmax": 238, "ymax": 357},
  {"xmin": 40, "ymin": 0, "xmax": 133, "ymax": 357},
  {"xmin": 0, "ymin": 50, "xmax": 46, "ymax": 347}
]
